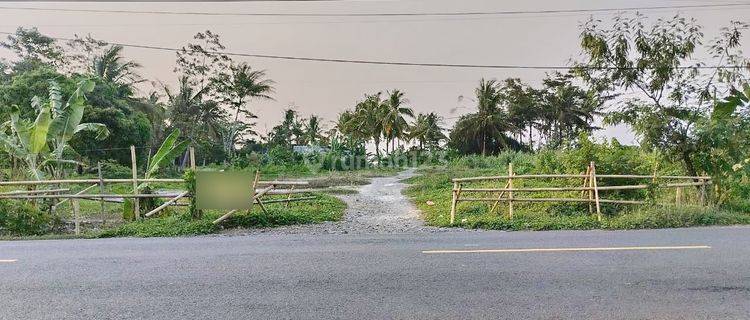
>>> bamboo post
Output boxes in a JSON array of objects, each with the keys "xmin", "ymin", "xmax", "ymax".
[
  {"xmin": 508, "ymin": 163, "xmax": 514, "ymax": 219},
  {"xmin": 590, "ymin": 161, "xmax": 601, "ymax": 221},
  {"xmin": 699, "ymin": 177, "xmax": 706, "ymax": 206},
  {"xmin": 73, "ymin": 199, "xmax": 80, "ymax": 235},
  {"xmin": 97, "ymin": 162, "xmax": 105, "ymax": 217},
  {"xmin": 286, "ymin": 185, "xmax": 295, "ymax": 208},
  {"xmin": 450, "ymin": 181, "xmax": 459, "ymax": 225},
  {"xmin": 581, "ymin": 167, "xmax": 590, "ymax": 199},
  {"xmin": 249, "ymin": 170, "xmax": 260, "ymax": 213},
  {"xmin": 585, "ymin": 165, "xmax": 593, "ymax": 214},
  {"xmin": 145, "ymin": 191, "xmax": 189, "ymax": 217},
  {"xmin": 189, "ymin": 147, "xmax": 196, "ymax": 172},
  {"xmin": 489, "ymin": 180, "xmax": 510, "ymax": 214},
  {"xmin": 130, "ymin": 146, "xmax": 140, "ymax": 220}
]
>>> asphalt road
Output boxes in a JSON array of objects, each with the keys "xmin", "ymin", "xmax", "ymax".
[{"xmin": 2, "ymin": 227, "xmax": 750, "ymax": 319}]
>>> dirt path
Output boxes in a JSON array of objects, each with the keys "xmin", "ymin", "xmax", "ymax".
[{"xmin": 230, "ymin": 168, "xmax": 447, "ymax": 235}]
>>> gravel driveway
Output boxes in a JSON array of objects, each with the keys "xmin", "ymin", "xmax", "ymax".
[{"xmin": 228, "ymin": 168, "xmax": 451, "ymax": 235}]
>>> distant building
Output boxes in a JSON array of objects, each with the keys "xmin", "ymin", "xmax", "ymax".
[{"xmin": 292, "ymin": 145, "xmax": 329, "ymax": 155}]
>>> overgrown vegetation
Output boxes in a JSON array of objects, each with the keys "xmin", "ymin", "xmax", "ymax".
[
  {"xmin": 99, "ymin": 194, "xmax": 345, "ymax": 238},
  {"xmin": 405, "ymin": 144, "xmax": 750, "ymax": 231}
]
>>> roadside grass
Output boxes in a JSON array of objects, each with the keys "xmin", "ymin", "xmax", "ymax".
[
  {"xmin": 404, "ymin": 165, "xmax": 750, "ymax": 231},
  {"xmin": 96, "ymin": 193, "xmax": 346, "ymax": 238}
]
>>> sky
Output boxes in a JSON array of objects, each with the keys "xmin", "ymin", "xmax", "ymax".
[{"xmin": 1, "ymin": 0, "xmax": 749, "ymax": 145}]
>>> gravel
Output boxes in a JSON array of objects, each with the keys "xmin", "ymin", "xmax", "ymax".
[{"xmin": 225, "ymin": 168, "xmax": 456, "ymax": 235}]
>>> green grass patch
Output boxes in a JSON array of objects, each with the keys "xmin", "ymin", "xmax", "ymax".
[{"xmin": 94, "ymin": 194, "xmax": 346, "ymax": 238}]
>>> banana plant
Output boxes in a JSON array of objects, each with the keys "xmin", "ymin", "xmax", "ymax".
[
  {"xmin": 0, "ymin": 79, "xmax": 109, "ymax": 180},
  {"xmin": 132, "ymin": 129, "xmax": 189, "ymax": 215},
  {"xmin": 140, "ymin": 129, "xmax": 189, "ymax": 189}
]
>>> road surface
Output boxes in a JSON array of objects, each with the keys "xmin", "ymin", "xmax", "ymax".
[{"xmin": 2, "ymin": 227, "xmax": 750, "ymax": 319}]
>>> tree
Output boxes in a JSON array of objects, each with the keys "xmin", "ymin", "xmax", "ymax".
[
  {"xmin": 175, "ymin": 30, "xmax": 231, "ymax": 96},
  {"xmin": 91, "ymin": 45, "xmax": 143, "ymax": 97},
  {"xmin": 540, "ymin": 72, "xmax": 602, "ymax": 148},
  {"xmin": 449, "ymin": 79, "xmax": 518, "ymax": 155},
  {"xmin": 303, "ymin": 115, "xmax": 324, "ymax": 145},
  {"xmin": 0, "ymin": 80, "xmax": 108, "ymax": 180},
  {"xmin": 351, "ymin": 93, "xmax": 385, "ymax": 158},
  {"xmin": 410, "ymin": 112, "xmax": 446, "ymax": 150},
  {"xmin": 165, "ymin": 76, "xmax": 228, "ymax": 164},
  {"xmin": 498, "ymin": 78, "xmax": 542, "ymax": 149},
  {"xmin": 381, "ymin": 90, "xmax": 414, "ymax": 153},
  {"xmin": 1, "ymin": 27, "xmax": 63, "ymax": 70},
  {"xmin": 268, "ymin": 108, "xmax": 304, "ymax": 147},
  {"xmin": 576, "ymin": 14, "xmax": 749, "ymax": 176},
  {"xmin": 217, "ymin": 62, "xmax": 274, "ymax": 122},
  {"xmin": 693, "ymin": 83, "xmax": 750, "ymax": 203}
]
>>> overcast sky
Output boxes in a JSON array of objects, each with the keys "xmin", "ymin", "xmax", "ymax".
[{"xmin": 1, "ymin": 0, "xmax": 749, "ymax": 145}]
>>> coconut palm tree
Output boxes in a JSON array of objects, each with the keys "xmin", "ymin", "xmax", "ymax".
[
  {"xmin": 449, "ymin": 79, "xmax": 514, "ymax": 155},
  {"xmin": 541, "ymin": 73, "xmax": 601, "ymax": 147},
  {"xmin": 304, "ymin": 115, "xmax": 323, "ymax": 145},
  {"xmin": 352, "ymin": 93, "xmax": 385, "ymax": 158},
  {"xmin": 217, "ymin": 62, "xmax": 274, "ymax": 122},
  {"xmin": 410, "ymin": 112, "xmax": 446, "ymax": 150},
  {"xmin": 381, "ymin": 90, "xmax": 414, "ymax": 153},
  {"xmin": 91, "ymin": 45, "xmax": 143, "ymax": 97}
]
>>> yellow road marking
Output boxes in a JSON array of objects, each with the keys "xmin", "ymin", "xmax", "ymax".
[
  {"xmin": 422, "ymin": 245, "xmax": 711, "ymax": 254},
  {"xmin": 0, "ymin": 259, "xmax": 18, "ymax": 263}
]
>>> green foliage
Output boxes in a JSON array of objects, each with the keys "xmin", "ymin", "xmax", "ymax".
[
  {"xmin": 71, "ymin": 105, "xmax": 151, "ymax": 165},
  {"xmin": 604, "ymin": 206, "xmax": 750, "ymax": 229},
  {"xmin": 578, "ymin": 14, "xmax": 749, "ymax": 177},
  {"xmin": 99, "ymin": 213, "xmax": 216, "ymax": 238},
  {"xmin": 145, "ymin": 129, "xmax": 189, "ymax": 181},
  {"xmin": 184, "ymin": 169, "xmax": 201, "ymax": 219},
  {"xmin": 99, "ymin": 193, "xmax": 346, "ymax": 238},
  {"xmin": 219, "ymin": 194, "xmax": 346, "ymax": 229},
  {"xmin": 0, "ymin": 199, "xmax": 57, "ymax": 235},
  {"xmin": 97, "ymin": 159, "xmax": 131, "ymax": 179},
  {"xmin": 0, "ymin": 79, "xmax": 109, "ymax": 180}
]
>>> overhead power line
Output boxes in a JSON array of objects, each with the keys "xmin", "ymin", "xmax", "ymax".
[
  {"xmin": 1, "ymin": 3, "xmax": 750, "ymax": 17},
  {"xmin": 0, "ymin": 31, "xmax": 747, "ymax": 71}
]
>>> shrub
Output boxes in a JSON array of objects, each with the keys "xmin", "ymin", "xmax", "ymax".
[
  {"xmin": 0, "ymin": 200, "xmax": 58, "ymax": 236},
  {"xmin": 97, "ymin": 159, "xmax": 132, "ymax": 179}
]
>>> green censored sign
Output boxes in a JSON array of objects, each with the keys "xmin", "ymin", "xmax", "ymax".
[{"xmin": 195, "ymin": 171, "xmax": 254, "ymax": 210}]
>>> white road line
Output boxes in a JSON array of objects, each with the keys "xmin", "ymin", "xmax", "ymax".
[
  {"xmin": 422, "ymin": 245, "xmax": 711, "ymax": 254},
  {"xmin": 0, "ymin": 259, "xmax": 18, "ymax": 263}
]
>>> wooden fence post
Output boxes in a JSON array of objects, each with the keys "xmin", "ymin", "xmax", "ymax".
[
  {"xmin": 97, "ymin": 161, "xmax": 105, "ymax": 217},
  {"xmin": 699, "ymin": 177, "xmax": 706, "ymax": 206},
  {"xmin": 249, "ymin": 170, "xmax": 260, "ymax": 214},
  {"xmin": 590, "ymin": 161, "xmax": 601, "ymax": 221},
  {"xmin": 450, "ymin": 181, "xmax": 459, "ymax": 225},
  {"xmin": 675, "ymin": 187, "xmax": 682, "ymax": 205},
  {"xmin": 189, "ymin": 146, "xmax": 196, "ymax": 172},
  {"xmin": 73, "ymin": 199, "xmax": 80, "ymax": 235},
  {"xmin": 286, "ymin": 185, "xmax": 294, "ymax": 208},
  {"xmin": 130, "ymin": 146, "xmax": 140, "ymax": 220},
  {"xmin": 584, "ymin": 164, "xmax": 593, "ymax": 214},
  {"xmin": 508, "ymin": 163, "xmax": 514, "ymax": 219}
]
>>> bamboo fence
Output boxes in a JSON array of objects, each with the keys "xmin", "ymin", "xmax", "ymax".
[
  {"xmin": 0, "ymin": 146, "xmax": 317, "ymax": 234},
  {"xmin": 449, "ymin": 161, "xmax": 712, "ymax": 225}
]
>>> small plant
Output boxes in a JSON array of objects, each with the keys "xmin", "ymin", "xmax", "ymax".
[{"xmin": 0, "ymin": 199, "xmax": 59, "ymax": 236}]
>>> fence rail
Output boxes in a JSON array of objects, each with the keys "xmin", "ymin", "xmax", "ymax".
[
  {"xmin": 449, "ymin": 161, "xmax": 711, "ymax": 225},
  {"xmin": 0, "ymin": 146, "xmax": 322, "ymax": 234}
]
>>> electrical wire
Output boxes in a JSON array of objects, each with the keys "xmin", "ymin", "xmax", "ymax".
[
  {"xmin": 0, "ymin": 31, "xmax": 746, "ymax": 70},
  {"xmin": 0, "ymin": 2, "xmax": 749, "ymax": 17}
]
